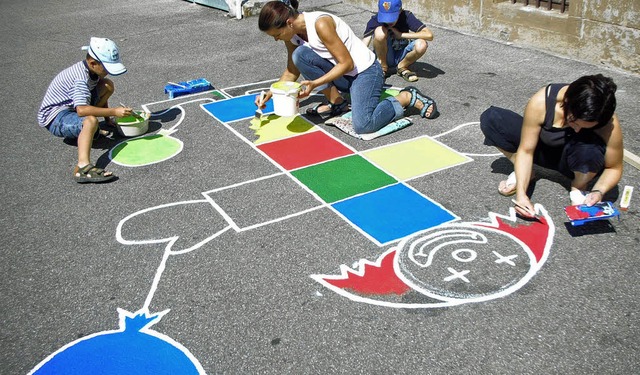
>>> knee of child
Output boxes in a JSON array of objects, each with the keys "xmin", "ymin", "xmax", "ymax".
[
  {"xmin": 83, "ymin": 116, "xmax": 99, "ymax": 130},
  {"xmin": 373, "ymin": 26, "xmax": 388, "ymax": 40},
  {"xmin": 414, "ymin": 39, "xmax": 428, "ymax": 54},
  {"xmin": 101, "ymin": 78, "xmax": 115, "ymax": 96}
]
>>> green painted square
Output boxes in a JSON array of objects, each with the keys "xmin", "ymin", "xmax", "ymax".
[{"xmin": 291, "ymin": 155, "xmax": 397, "ymax": 203}]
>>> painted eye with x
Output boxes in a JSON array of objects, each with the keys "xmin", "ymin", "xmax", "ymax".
[{"xmin": 396, "ymin": 226, "xmax": 537, "ymax": 302}]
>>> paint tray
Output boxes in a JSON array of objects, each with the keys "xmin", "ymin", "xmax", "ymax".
[
  {"xmin": 564, "ymin": 201, "xmax": 620, "ymax": 226},
  {"xmin": 164, "ymin": 78, "xmax": 213, "ymax": 99}
]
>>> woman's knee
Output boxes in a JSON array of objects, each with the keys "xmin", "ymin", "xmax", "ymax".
[
  {"xmin": 291, "ymin": 45, "xmax": 311, "ymax": 66},
  {"xmin": 479, "ymin": 107, "xmax": 498, "ymax": 135},
  {"xmin": 352, "ymin": 115, "xmax": 375, "ymax": 134},
  {"xmin": 566, "ymin": 142, "xmax": 605, "ymax": 174}
]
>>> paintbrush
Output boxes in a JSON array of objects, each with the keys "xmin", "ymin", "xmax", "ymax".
[
  {"xmin": 167, "ymin": 81, "xmax": 188, "ymax": 89},
  {"xmin": 255, "ymin": 90, "xmax": 266, "ymax": 120},
  {"xmin": 120, "ymin": 102, "xmax": 144, "ymax": 120},
  {"xmin": 511, "ymin": 199, "xmax": 541, "ymax": 220}
]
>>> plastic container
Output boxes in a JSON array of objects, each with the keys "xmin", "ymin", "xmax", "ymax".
[
  {"xmin": 116, "ymin": 111, "xmax": 150, "ymax": 137},
  {"xmin": 164, "ymin": 78, "xmax": 213, "ymax": 99},
  {"xmin": 270, "ymin": 81, "xmax": 301, "ymax": 117}
]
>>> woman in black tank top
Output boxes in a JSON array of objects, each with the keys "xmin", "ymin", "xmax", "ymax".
[{"xmin": 480, "ymin": 74, "xmax": 623, "ymax": 219}]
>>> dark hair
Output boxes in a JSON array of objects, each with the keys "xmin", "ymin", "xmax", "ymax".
[
  {"xmin": 563, "ymin": 74, "xmax": 617, "ymax": 128},
  {"xmin": 258, "ymin": 0, "xmax": 299, "ymax": 31}
]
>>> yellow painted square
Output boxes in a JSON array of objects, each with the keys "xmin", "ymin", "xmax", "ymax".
[
  {"xmin": 250, "ymin": 114, "xmax": 318, "ymax": 144},
  {"xmin": 362, "ymin": 136, "xmax": 472, "ymax": 181}
]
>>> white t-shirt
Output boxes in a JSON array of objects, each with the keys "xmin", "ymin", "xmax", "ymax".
[{"xmin": 295, "ymin": 11, "xmax": 376, "ymax": 77}]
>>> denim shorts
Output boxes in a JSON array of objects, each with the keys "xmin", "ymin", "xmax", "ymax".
[
  {"xmin": 47, "ymin": 87, "xmax": 101, "ymax": 138},
  {"xmin": 386, "ymin": 38, "xmax": 416, "ymax": 68},
  {"xmin": 48, "ymin": 108, "xmax": 84, "ymax": 138}
]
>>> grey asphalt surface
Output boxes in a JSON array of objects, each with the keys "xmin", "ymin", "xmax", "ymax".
[{"xmin": 1, "ymin": 0, "xmax": 639, "ymax": 374}]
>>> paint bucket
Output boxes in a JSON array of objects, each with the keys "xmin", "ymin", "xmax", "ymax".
[
  {"xmin": 116, "ymin": 111, "xmax": 150, "ymax": 137},
  {"xmin": 270, "ymin": 81, "xmax": 301, "ymax": 117}
]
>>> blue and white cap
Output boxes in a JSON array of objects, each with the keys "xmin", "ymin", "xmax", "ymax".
[{"xmin": 82, "ymin": 37, "xmax": 127, "ymax": 76}]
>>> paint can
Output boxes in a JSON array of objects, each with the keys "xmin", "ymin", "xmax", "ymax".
[
  {"xmin": 116, "ymin": 111, "xmax": 150, "ymax": 137},
  {"xmin": 270, "ymin": 81, "xmax": 301, "ymax": 117}
]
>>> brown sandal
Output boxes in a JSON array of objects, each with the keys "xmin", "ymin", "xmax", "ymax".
[
  {"xmin": 397, "ymin": 67, "xmax": 418, "ymax": 82},
  {"xmin": 73, "ymin": 164, "xmax": 116, "ymax": 183}
]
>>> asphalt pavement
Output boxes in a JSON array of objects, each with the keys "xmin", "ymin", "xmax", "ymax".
[{"xmin": 1, "ymin": 0, "xmax": 638, "ymax": 374}]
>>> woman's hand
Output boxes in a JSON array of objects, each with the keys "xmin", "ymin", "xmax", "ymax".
[
  {"xmin": 584, "ymin": 190, "xmax": 603, "ymax": 206},
  {"xmin": 512, "ymin": 195, "xmax": 536, "ymax": 219},
  {"xmin": 298, "ymin": 80, "xmax": 317, "ymax": 99},
  {"xmin": 255, "ymin": 91, "xmax": 272, "ymax": 109}
]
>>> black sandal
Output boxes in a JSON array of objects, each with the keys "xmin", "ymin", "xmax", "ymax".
[
  {"xmin": 400, "ymin": 86, "xmax": 439, "ymax": 119},
  {"xmin": 73, "ymin": 164, "xmax": 116, "ymax": 183},
  {"xmin": 305, "ymin": 100, "xmax": 349, "ymax": 119}
]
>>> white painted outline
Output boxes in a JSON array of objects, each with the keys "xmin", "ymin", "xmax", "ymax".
[
  {"xmin": 113, "ymin": 83, "xmax": 536, "ymax": 317},
  {"xmin": 310, "ymin": 204, "xmax": 554, "ymax": 309},
  {"xmin": 27, "ymin": 308, "xmax": 206, "ymax": 375},
  {"xmin": 432, "ymin": 121, "xmax": 502, "ymax": 157},
  {"xmin": 109, "ymin": 95, "xmax": 220, "ymax": 167}
]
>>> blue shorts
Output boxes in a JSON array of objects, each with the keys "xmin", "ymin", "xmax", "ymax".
[
  {"xmin": 386, "ymin": 37, "xmax": 416, "ymax": 68},
  {"xmin": 46, "ymin": 87, "xmax": 102, "ymax": 139},
  {"xmin": 48, "ymin": 109, "xmax": 84, "ymax": 138}
]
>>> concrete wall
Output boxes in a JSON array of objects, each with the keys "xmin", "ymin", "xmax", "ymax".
[{"xmin": 349, "ymin": 0, "xmax": 640, "ymax": 75}]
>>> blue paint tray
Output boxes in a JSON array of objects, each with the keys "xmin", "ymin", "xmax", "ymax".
[
  {"xmin": 164, "ymin": 78, "xmax": 213, "ymax": 99},
  {"xmin": 564, "ymin": 201, "xmax": 620, "ymax": 226}
]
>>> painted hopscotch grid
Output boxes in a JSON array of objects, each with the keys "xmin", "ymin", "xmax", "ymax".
[{"xmin": 201, "ymin": 92, "xmax": 464, "ymax": 245}]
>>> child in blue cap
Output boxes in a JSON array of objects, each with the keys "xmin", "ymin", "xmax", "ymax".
[
  {"xmin": 363, "ymin": 0, "xmax": 433, "ymax": 82},
  {"xmin": 38, "ymin": 37, "xmax": 133, "ymax": 183}
]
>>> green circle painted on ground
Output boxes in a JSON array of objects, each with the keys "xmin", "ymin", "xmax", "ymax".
[{"xmin": 111, "ymin": 134, "xmax": 183, "ymax": 166}]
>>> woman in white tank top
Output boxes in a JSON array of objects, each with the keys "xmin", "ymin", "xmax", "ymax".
[{"xmin": 257, "ymin": 0, "xmax": 438, "ymax": 134}]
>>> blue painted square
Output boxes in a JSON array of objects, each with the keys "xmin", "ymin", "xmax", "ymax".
[
  {"xmin": 332, "ymin": 183, "xmax": 457, "ymax": 245},
  {"xmin": 202, "ymin": 94, "xmax": 274, "ymax": 123}
]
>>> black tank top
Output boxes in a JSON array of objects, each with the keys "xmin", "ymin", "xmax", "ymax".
[{"xmin": 539, "ymin": 83, "xmax": 571, "ymax": 148}]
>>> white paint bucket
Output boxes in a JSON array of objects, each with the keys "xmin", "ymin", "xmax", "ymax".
[
  {"xmin": 116, "ymin": 111, "xmax": 150, "ymax": 137},
  {"xmin": 270, "ymin": 81, "xmax": 301, "ymax": 117}
]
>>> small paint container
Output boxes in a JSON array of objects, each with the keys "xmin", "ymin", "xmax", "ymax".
[
  {"xmin": 270, "ymin": 81, "xmax": 301, "ymax": 117},
  {"xmin": 116, "ymin": 111, "xmax": 150, "ymax": 137}
]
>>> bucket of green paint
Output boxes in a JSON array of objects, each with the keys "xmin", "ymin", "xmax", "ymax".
[
  {"xmin": 116, "ymin": 111, "xmax": 150, "ymax": 137},
  {"xmin": 270, "ymin": 81, "xmax": 301, "ymax": 117}
]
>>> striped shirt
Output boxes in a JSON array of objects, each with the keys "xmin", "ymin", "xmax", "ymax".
[{"xmin": 37, "ymin": 61, "xmax": 99, "ymax": 127}]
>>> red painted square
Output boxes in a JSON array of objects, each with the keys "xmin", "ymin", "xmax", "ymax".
[{"xmin": 257, "ymin": 131, "xmax": 354, "ymax": 170}]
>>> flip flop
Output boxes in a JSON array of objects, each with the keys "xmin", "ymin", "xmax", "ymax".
[{"xmin": 498, "ymin": 172, "xmax": 517, "ymax": 196}]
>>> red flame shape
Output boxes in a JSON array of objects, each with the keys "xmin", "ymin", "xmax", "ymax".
[{"xmin": 322, "ymin": 249, "xmax": 410, "ymax": 295}]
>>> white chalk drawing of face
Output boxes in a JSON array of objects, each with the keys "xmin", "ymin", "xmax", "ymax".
[
  {"xmin": 312, "ymin": 205, "xmax": 553, "ymax": 308},
  {"xmin": 395, "ymin": 224, "xmax": 537, "ymax": 303}
]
